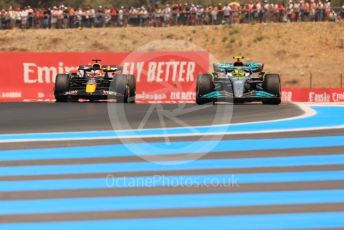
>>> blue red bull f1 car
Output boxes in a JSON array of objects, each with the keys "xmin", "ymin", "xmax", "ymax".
[{"xmin": 54, "ymin": 59, "xmax": 136, "ymax": 103}]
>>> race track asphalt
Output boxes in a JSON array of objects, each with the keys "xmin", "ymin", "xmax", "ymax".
[
  {"xmin": 0, "ymin": 103, "xmax": 303, "ymax": 134},
  {"xmin": 0, "ymin": 102, "xmax": 343, "ymax": 230}
]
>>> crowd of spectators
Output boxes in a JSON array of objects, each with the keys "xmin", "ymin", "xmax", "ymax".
[{"xmin": 0, "ymin": 1, "xmax": 343, "ymax": 29}]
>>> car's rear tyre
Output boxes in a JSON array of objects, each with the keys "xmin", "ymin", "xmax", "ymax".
[
  {"xmin": 196, "ymin": 74, "xmax": 214, "ymax": 105},
  {"xmin": 262, "ymin": 98, "xmax": 281, "ymax": 105},
  {"xmin": 127, "ymin": 75, "xmax": 136, "ymax": 103},
  {"xmin": 262, "ymin": 74, "xmax": 281, "ymax": 105},
  {"xmin": 69, "ymin": 97, "xmax": 79, "ymax": 103},
  {"xmin": 55, "ymin": 97, "xmax": 69, "ymax": 103},
  {"xmin": 112, "ymin": 74, "xmax": 129, "ymax": 103},
  {"xmin": 54, "ymin": 74, "xmax": 70, "ymax": 103},
  {"xmin": 234, "ymin": 98, "xmax": 245, "ymax": 104}
]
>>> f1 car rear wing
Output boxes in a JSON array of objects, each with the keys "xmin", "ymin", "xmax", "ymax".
[
  {"xmin": 214, "ymin": 62, "xmax": 264, "ymax": 73},
  {"xmin": 102, "ymin": 65, "xmax": 123, "ymax": 72},
  {"xmin": 78, "ymin": 65, "xmax": 123, "ymax": 72},
  {"xmin": 78, "ymin": 65, "xmax": 92, "ymax": 71}
]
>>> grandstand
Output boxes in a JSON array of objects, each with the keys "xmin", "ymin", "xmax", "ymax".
[{"xmin": 0, "ymin": 0, "xmax": 343, "ymax": 29}]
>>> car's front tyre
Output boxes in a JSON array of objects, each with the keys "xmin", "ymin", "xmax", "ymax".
[
  {"xmin": 262, "ymin": 74, "xmax": 281, "ymax": 105},
  {"xmin": 127, "ymin": 75, "xmax": 136, "ymax": 103},
  {"xmin": 196, "ymin": 74, "xmax": 214, "ymax": 105},
  {"xmin": 112, "ymin": 74, "xmax": 129, "ymax": 103},
  {"xmin": 54, "ymin": 74, "xmax": 70, "ymax": 103}
]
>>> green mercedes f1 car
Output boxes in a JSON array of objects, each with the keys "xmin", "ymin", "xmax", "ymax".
[{"xmin": 196, "ymin": 56, "xmax": 281, "ymax": 105}]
